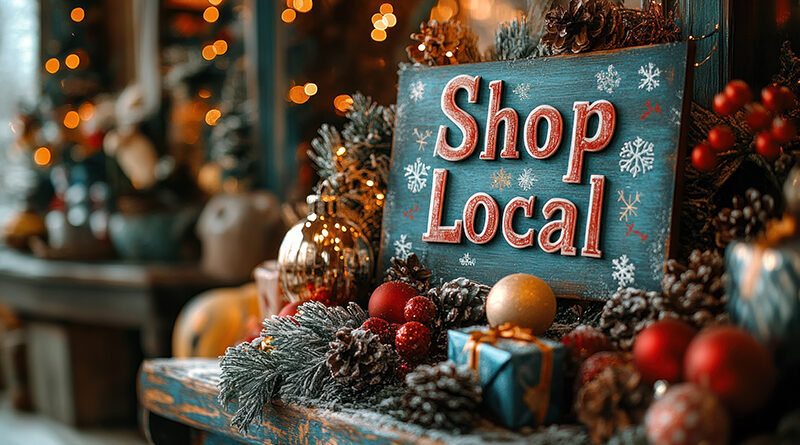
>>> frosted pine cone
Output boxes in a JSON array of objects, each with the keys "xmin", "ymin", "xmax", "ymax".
[
  {"xmin": 407, "ymin": 20, "xmax": 480, "ymax": 66},
  {"xmin": 662, "ymin": 250, "xmax": 729, "ymax": 329},
  {"xmin": 599, "ymin": 287, "xmax": 680, "ymax": 350},
  {"xmin": 325, "ymin": 328, "xmax": 391, "ymax": 389},
  {"xmin": 714, "ymin": 188, "xmax": 777, "ymax": 248},
  {"xmin": 384, "ymin": 253, "xmax": 432, "ymax": 293},
  {"xmin": 541, "ymin": 0, "xmax": 623, "ymax": 55}
]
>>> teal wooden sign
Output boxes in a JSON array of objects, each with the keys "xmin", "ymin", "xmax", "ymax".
[{"xmin": 380, "ymin": 42, "xmax": 695, "ymax": 300}]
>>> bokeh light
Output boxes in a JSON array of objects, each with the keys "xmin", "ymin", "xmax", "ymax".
[
  {"xmin": 379, "ymin": 3, "xmax": 393, "ymax": 14},
  {"xmin": 34, "ymin": 147, "xmax": 51, "ymax": 166},
  {"xmin": 205, "ymin": 108, "xmax": 221, "ymax": 125},
  {"xmin": 213, "ymin": 40, "xmax": 228, "ymax": 55},
  {"xmin": 304, "ymin": 83, "xmax": 318, "ymax": 96},
  {"xmin": 203, "ymin": 6, "xmax": 219, "ymax": 22},
  {"xmin": 45, "ymin": 58, "xmax": 60, "ymax": 74},
  {"xmin": 202, "ymin": 44, "xmax": 216, "ymax": 60},
  {"xmin": 78, "ymin": 102, "xmax": 95, "ymax": 121},
  {"xmin": 65, "ymin": 53, "xmax": 80, "ymax": 69},
  {"xmin": 370, "ymin": 29, "xmax": 386, "ymax": 42},
  {"xmin": 63, "ymin": 111, "xmax": 80, "ymax": 129},
  {"xmin": 70, "ymin": 7, "xmax": 85, "ymax": 22},
  {"xmin": 281, "ymin": 8, "xmax": 296, "ymax": 23}
]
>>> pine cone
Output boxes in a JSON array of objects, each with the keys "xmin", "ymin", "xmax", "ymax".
[
  {"xmin": 325, "ymin": 328, "xmax": 391, "ymax": 389},
  {"xmin": 384, "ymin": 253, "xmax": 432, "ymax": 293},
  {"xmin": 541, "ymin": 0, "xmax": 623, "ymax": 55},
  {"xmin": 663, "ymin": 250, "xmax": 729, "ymax": 329},
  {"xmin": 395, "ymin": 361, "xmax": 482, "ymax": 432},
  {"xmin": 407, "ymin": 20, "xmax": 480, "ymax": 66},
  {"xmin": 576, "ymin": 363, "xmax": 652, "ymax": 444},
  {"xmin": 429, "ymin": 277, "xmax": 490, "ymax": 329},
  {"xmin": 599, "ymin": 287, "xmax": 680, "ymax": 350},
  {"xmin": 714, "ymin": 188, "xmax": 777, "ymax": 248}
]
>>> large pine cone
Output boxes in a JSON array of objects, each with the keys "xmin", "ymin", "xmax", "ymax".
[
  {"xmin": 576, "ymin": 363, "xmax": 652, "ymax": 444},
  {"xmin": 407, "ymin": 20, "xmax": 480, "ymax": 66},
  {"xmin": 325, "ymin": 328, "xmax": 391, "ymax": 389},
  {"xmin": 714, "ymin": 188, "xmax": 777, "ymax": 248},
  {"xmin": 599, "ymin": 287, "xmax": 680, "ymax": 350},
  {"xmin": 663, "ymin": 249, "xmax": 729, "ymax": 328},
  {"xmin": 541, "ymin": 0, "xmax": 623, "ymax": 55},
  {"xmin": 396, "ymin": 361, "xmax": 482, "ymax": 432},
  {"xmin": 385, "ymin": 253, "xmax": 432, "ymax": 293},
  {"xmin": 428, "ymin": 277, "xmax": 490, "ymax": 330}
]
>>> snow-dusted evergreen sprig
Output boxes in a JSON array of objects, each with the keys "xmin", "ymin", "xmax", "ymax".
[
  {"xmin": 308, "ymin": 124, "xmax": 343, "ymax": 185},
  {"xmin": 219, "ymin": 302, "xmax": 371, "ymax": 432},
  {"xmin": 342, "ymin": 92, "xmax": 395, "ymax": 151},
  {"xmin": 494, "ymin": 15, "xmax": 538, "ymax": 61}
]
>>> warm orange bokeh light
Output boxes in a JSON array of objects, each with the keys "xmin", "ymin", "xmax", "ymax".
[
  {"xmin": 45, "ymin": 58, "xmax": 60, "ymax": 74},
  {"xmin": 370, "ymin": 29, "xmax": 386, "ymax": 42},
  {"xmin": 293, "ymin": 0, "xmax": 312, "ymax": 13},
  {"xmin": 208, "ymin": 0, "xmax": 222, "ymax": 5},
  {"xmin": 198, "ymin": 89, "xmax": 211, "ymax": 99},
  {"xmin": 63, "ymin": 111, "xmax": 80, "ymax": 129},
  {"xmin": 34, "ymin": 147, "xmax": 51, "ymax": 166},
  {"xmin": 379, "ymin": 3, "xmax": 393, "ymax": 14},
  {"xmin": 384, "ymin": 13, "xmax": 397, "ymax": 27},
  {"xmin": 202, "ymin": 45, "xmax": 216, "ymax": 60},
  {"xmin": 213, "ymin": 40, "xmax": 228, "ymax": 55},
  {"xmin": 70, "ymin": 7, "xmax": 85, "ymax": 22},
  {"xmin": 288, "ymin": 85, "xmax": 309, "ymax": 104},
  {"xmin": 304, "ymin": 83, "xmax": 318, "ymax": 96},
  {"xmin": 203, "ymin": 6, "xmax": 219, "ymax": 22},
  {"xmin": 65, "ymin": 53, "xmax": 80, "ymax": 69},
  {"xmin": 281, "ymin": 8, "xmax": 296, "ymax": 23},
  {"xmin": 78, "ymin": 102, "xmax": 95, "ymax": 121},
  {"xmin": 333, "ymin": 94, "xmax": 353, "ymax": 112},
  {"xmin": 205, "ymin": 109, "xmax": 222, "ymax": 125}
]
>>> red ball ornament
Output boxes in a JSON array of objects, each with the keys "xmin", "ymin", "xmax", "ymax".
[
  {"xmin": 707, "ymin": 125, "xmax": 735, "ymax": 151},
  {"xmin": 395, "ymin": 321, "xmax": 431, "ymax": 362},
  {"xmin": 745, "ymin": 103, "xmax": 773, "ymax": 131},
  {"xmin": 761, "ymin": 85, "xmax": 794, "ymax": 113},
  {"xmin": 360, "ymin": 317, "xmax": 393, "ymax": 344},
  {"xmin": 778, "ymin": 85, "xmax": 797, "ymax": 110},
  {"xmin": 684, "ymin": 326, "xmax": 775, "ymax": 415},
  {"xmin": 755, "ymin": 131, "xmax": 781, "ymax": 159},
  {"xmin": 633, "ymin": 319, "xmax": 697, "ymax": 383},
  {"xmin": 723, "ymin": 79, "xmax": 752, "ymax": 108},
  {"xmin": 771, "ymin": 117, "xmax": 797, "ymax": 144},
  {"xmin": 403, "ymin": 296, "xmax": 436, "ymax": 325},
  {"xmin": 691, "ymin": 143, "xmax": 716, "ymax": 171},
  {"xmin": 278, "ymin": 301, "xmax": 301, "ymax": 317},
  {"xmin": 646, "ymin": 383, "xmax": 729, "ymax": 445},
  {"xmin": 561, "ymin": 325, "xmax": 613, "ymax": 364},
  {"xmin": 368, "ymin": 281, "xmax": 418, "ymax": 324},
  {"xmin": 577, "ymin": 351, "xmax": 627, "ymax": 386},
  {"xmin": 712, "ymin": 93, "xmax": 737, "ymax": 116}
]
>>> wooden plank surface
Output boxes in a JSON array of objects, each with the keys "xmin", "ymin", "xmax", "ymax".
[
  {"xmin": 381, "ymin": 42, "xmax": 694, "ymax": 300},
  {"xmin": 138, "ymin": 358, "xmax": 438, "ymax": 445}
]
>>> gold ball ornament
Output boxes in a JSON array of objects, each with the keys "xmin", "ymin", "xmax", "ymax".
[
  {"xmin": 485, "ymin": 273, "xmax": 556, "ymax": 335},
  {"xmin": 277, "ymin": 194, "xmax": 374, "ymax": 304}
]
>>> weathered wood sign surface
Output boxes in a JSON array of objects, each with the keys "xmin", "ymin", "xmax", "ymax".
[{"xmin": 380, "ymin": 42, "xmax": 694, "ymax": 300}]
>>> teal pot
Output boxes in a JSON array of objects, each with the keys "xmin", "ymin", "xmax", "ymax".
[
  {"xmin": 726, "ymin": 239, "xmax": 800, "ymax": 350},
  {"xmin": 109, "ymin": 208, "xmax": 198, "ymax": 262}
]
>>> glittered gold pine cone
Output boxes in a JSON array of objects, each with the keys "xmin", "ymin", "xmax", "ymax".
[
  {"xmin": 541, "ymin": 0, "xmax": 623, "ymax": 55},
  {"xmin": 407, "ymin": 20, "xmax": 480, "ymax": 66}
]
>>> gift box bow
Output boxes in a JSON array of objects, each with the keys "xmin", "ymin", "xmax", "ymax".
[{"xmin": 461, "ymin": 323, "xmax": 556, "ymax": 425}]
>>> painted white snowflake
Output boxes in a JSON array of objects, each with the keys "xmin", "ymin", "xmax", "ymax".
[
  {"xmin": 413, "ymin": 128, "xmax": 433, "ymax": 152},
  {"xmin": 393, "ymin": 234, "xmax": 413, "ymax": 260},
  {"xmin": 619, "ymin": 137, "xmax": 655, "ymax": 178},
  {"xmin": 491, "ymin": 168, "xmax": 512, "ymax": 191},
  {"xmin": 513, "ymin": 83, "xmax": 532, "ymax": 100},
  {"xmin": 638, "ymin": 62, "xmax": 661, "ymax": 92},
  {"xmin": 459, "ymin": 252, "xmax": 476, "ymax": 266},
  {"xmin": 409, "ymin": 80, "xmax": 426, "ymax": 103},
  {"xmin": 670, "ymin": 106, "xmax": 681, "ymax": 126},
  {"xmin": 517, "ymin": 168, "xmax": 538, "ymax": 191},
  {"xmin": 618, "ymin": 190, "xmax": 642, "ymax": 222},
  {"xmin": 404, "ymin": 157, "xmax": 431, "ymax": 193},
  {"xmin": 595, "ymin": 64, "xmax": 621, "ymax": 94},
  {"xmin": 612, "ymin": 254, "xmax": 636, "ymax": 288}
]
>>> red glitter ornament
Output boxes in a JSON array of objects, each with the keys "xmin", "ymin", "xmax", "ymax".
[
  {"xmin": 633, "ymin": 319, "xmax": 696, "ymax": 383},
  {"xmin": 561, "ymin": 325, "xmax": 613, "ymax": 364},
  {"xmin": 684, "ymin": 326, "xmax": 775, "ymax": 415},
  {"xmin": 403, "ymin": 296, "xmax": 436, "ymax": 325},
  {"xmin": 577, "ymin": 351, "xmax": 627, "ymax": 387},
  {"xmin": 395, "ymin": 321, "xmax": 431, "ymax": 362},
  {"xmin": 360, "ymin": 317, "xmax": 393, "ymax": 344},
  {"xmin": 646, "ymin": 383, "xmax": 729, "ymax": 445},
  {"xmin": 368, "ymin": 281, "xmax": 418, "ymax": 324}
]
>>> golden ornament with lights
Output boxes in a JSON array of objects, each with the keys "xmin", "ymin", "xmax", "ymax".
[{"xmin": 485, "ymin": 273, "xmax": 556, "ymax": 335}]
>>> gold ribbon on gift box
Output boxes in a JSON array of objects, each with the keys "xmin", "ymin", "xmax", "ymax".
[{"xmin": 463, "ymin": 323, "xmax": 553, "ymax": 425}]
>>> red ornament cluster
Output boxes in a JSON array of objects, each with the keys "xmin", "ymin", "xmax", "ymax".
[{"xmin": 695, "ymin": 79, "xmax": 797, "ymax": 170}]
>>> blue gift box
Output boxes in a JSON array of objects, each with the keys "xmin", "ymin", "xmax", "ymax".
[{"xmin": 448, "ymin": 326, "xmax": 566, "ymax": 429}]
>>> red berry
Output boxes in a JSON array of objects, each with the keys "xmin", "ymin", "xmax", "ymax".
[
  {"xmin": 723, "ymin": 80, "xmax": 752, "ymax": 109},
  {"xmin": 577, "ymin": 351, "xmax": 626, "ymax": 386},
  {"xmin": 778, "ymin": 86, "xmax": 796, "ymax": 110},
  {"xmin": 744, "ymin": 103, "xmax": 772, "ymax": 131},
  {"xmin": 561, "ymin": 325, "xmax": 613, "ymax": 364},
  {"xmin": 691, "ymin": 143, "xmax": 716, "ymax": 171},
  {"xmin": 712, "ymin": 93, "xmax": 737, "ymax": 116},
  {"xmin": 403, "ymin": 296, "xmax": 436, "ymax": 324},
  {"xmin": 707, "ymin": 125, "xmax": 735, "ymax": 151},
  {"xmin": 368, "ymin": 281, "xmax": 418, "ymax": 324},
  {"xmin": 761, "ymin": 85, "xmax": 794, "ymax": 113},
  {"xmin": 633, "ymin": 319, "xmax": 697, "ymax": 383},
  {"xmin": 755, "ymin": 131, "xmax": 781, "ymax": 159},
  {"xmin": 278, "ymin": 301, "xmax": 302, "ymax": 317},
  {"xmin": 684, "ymin": 326, "xmax": 775, "ymax": 415},
  {"xmin": 395, "ymin": 321, "xmax": 431, "ymax": 362},
  {"xmin": 771, "ymin": 117, "xmax": 797, "ymax": 143},
  {"xmin": 360, "ymin": 317, "xmax": 393, "ymax": 344}
]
